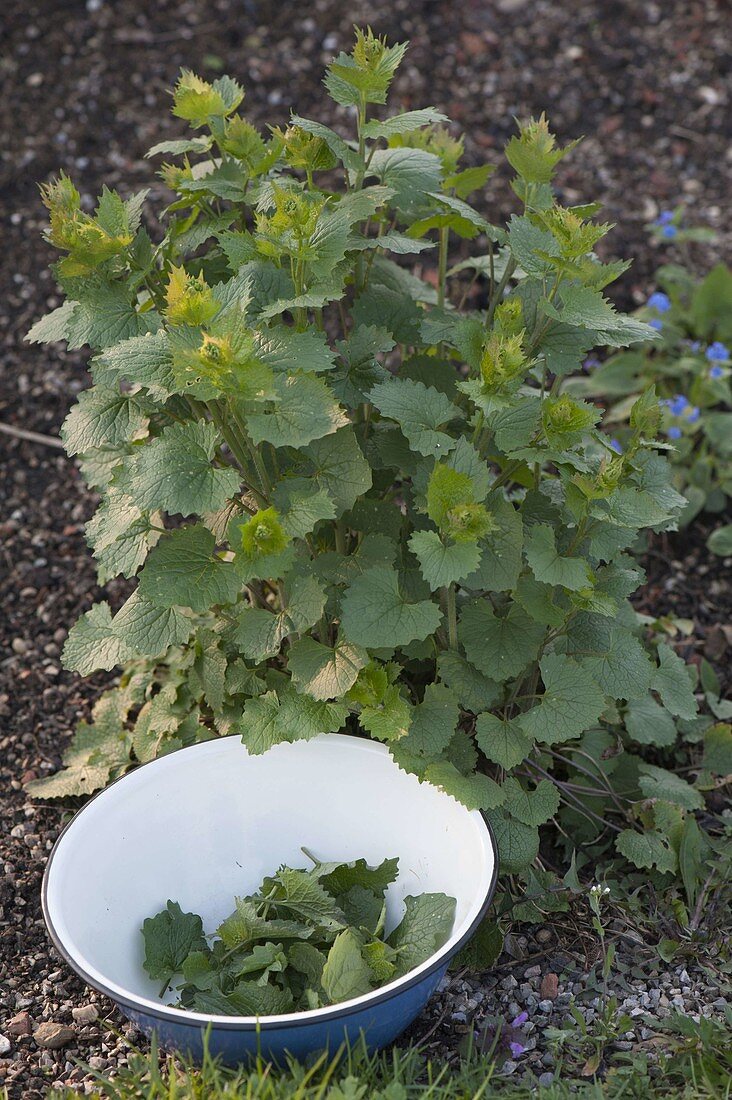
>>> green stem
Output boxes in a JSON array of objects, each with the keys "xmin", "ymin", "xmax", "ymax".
[
  {"xmin": 437, "ymin": 226, "xmax": 449, "ymax": 309},
  {"xmin": 486, "ymin": 257, "xmax": 517, "ymax": 330},
  {"xmin": 445, "ymin": 584, "xmax": 458, "ymax": 649}
]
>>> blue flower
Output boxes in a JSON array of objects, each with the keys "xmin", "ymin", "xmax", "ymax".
[
  {"xmin": 610, "ymin": 438, "xmax": 623, "ymax": 453},
  {"xmin": 706, "ymin": 341, "xmax": 730, "ymax": 362},
  {"xmin": 583, "ymin": 355, "xmax": 600, "ymax": 371},
  {"xmin": 709, "ymin": 365, "xmax": 724, "ymax": 380},
  {"xmin": 686, "ymin": 406, "xmax": 700, "ymax": 423},
  {"xmin": 655, "ymin": 211, "xmax": 675, "ymax": 226},
  {"xmin": 663, "ymin": 394, "xmax": 688, "ymax": 416},
  {"xmin": 661, "ymin": 225, "xmax": 678, "ymax": 239},
  {"xmin": 667, "ymin": 426, "xmax": 682, "ymax": 439},
  {"xmin": 647, "ymin": 291, "xmax": 671, "ymax": 313},
  {"xmin": 648, "ymin": 318, "xmax": 663, "ymax": 332},
  {"xmin": 688, "ymin": 340, "xmax": 701, "ymax": 353}
]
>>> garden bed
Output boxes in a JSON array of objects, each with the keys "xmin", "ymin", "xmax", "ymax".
[{"xmin": 1, "ymin": 1, "xmax": 730, "ymax": 1096}]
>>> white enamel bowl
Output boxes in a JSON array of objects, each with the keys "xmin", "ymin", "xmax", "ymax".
[{"xmin": 43, "ymin": 734, "xmax": 498, "ymax": 1064}]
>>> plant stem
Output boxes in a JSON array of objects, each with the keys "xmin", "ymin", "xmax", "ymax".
[
  {"xmin": 485, "ymin": 257, "xmax": 517, "ymax": 329},
  {"xmin": 445, "ymin": 584, "xmax": 458, "ymax": 649},
  {"xmin": 230, "ymin": 401, "xmax": 272, "ymax": 499},
  {"xmin": 437, "ymin": 226, "xmax": 449, "ymax": 309}
]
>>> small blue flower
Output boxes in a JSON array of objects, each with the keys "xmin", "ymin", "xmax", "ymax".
[
  {"xmin": 610, "ymin": 438, "xmax": 623, "ymax": 453},
  {"xmin": 709, "ymin": 365, "xmax": 724, "ymax": 380},
  {"xmin": 583, "ymin": 355, "xmax": 600, "ymax": 371},
  {"xmin": 686, "ymin": 406, "xmax": 700, "ymax": 423},
  {"xmin": 648, "ymin": 318, "xmax": 664, "ymax": 332},
  {"xmin": 661, "ymin": 225, "xmax": 678, "ymax": 239},
  {"xmin": 665, "ymin": 394, "xmax": 689, "ymax": 416},
  {"xmin": 706, "ymin": 342, "xmax": 730, "ymax": 362},
  {"xmin": 509, "ymin": 1041, "xmax": 526, "ymax": 1058},
  {"xmin": 689, "ymin": 340, "xmax": 701, "ymax": 353},
  {"xmin": 647, "ymin": 291, "xmax": 671, "ymax": 313},
  {"xmin": 655, "ymin": 211, "xmax": 675, "ymax": 226},
  {"xmin": 667, "ymin": 426, "xmax": 682, "ymax": 439}
]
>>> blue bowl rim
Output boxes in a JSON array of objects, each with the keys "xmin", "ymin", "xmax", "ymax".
[{"xmin": 42, "ymin": 733, "xmax": 499, "ymax": 1031}]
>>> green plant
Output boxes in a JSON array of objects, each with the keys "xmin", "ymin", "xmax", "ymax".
[
  {"xmin": 565, "ymin": 238, "xmax": 732, "ymax": 548},
  {"xmin": 28, "ymin": 30, "xmax": 713, "ymax": 895},
  {"xmin": 140, "ymin": 851, "xmax": 454, "ymax": 1014}
]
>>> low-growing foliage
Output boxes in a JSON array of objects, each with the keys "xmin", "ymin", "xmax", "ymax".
[
  {"xmin": 566, "ymin": 225, "xmax": 732, "ymax": 552},
  {"xmin": 28, "ymin": 30, "xmax": 727, "ymax": 905}
]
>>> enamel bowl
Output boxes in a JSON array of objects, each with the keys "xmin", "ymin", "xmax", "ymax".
[{"xmin": 43, "ymin": 734, "xmax": 498, "ymax": 1065}]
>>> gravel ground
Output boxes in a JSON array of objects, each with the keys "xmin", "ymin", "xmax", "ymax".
[{"xmin": 1, "ymin": 0, "xmax": 731, "ymax": 1095}]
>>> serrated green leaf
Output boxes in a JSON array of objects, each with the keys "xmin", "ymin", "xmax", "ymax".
[
  {"xmin": 501, "ymin": 776, "xmax": 560, "ymax": 827},
  {"xmin": 62, "ymin": 601, "xmax": 129, "ymax": 675},
  {"xmin": 638, "ymin": 763, "xmax": 704, "ymax": 810},
  {"xmin": 616, "ymin": 830, "xmax": 677, "ymax": 874},
  {"xmin": 545, "ymin": 284, "xmax": 660, "ymax": 348},
  {"xmin": 65, "ymin": 278, "xmax": 160, "ymax": 350},
  {"xmin": 138, "ymin": 525, "xmax": 240, "ymax": 611},
  {"xmin": 518, "ymin": 654, "xmax": 605, "ymax": 745},
  {"xmin": 396, "ymin": 683, "xmax": 459, "ymax": 759},
  {"xmin": 569, "ymin": 617, "xmax": 653, "ymax": 701},
  {"xmin": 244, "ymin": 372, "xmax": 347, "ymax": 450},
  {"xmin": 239, "ymin": 688, "xmax": 347, "ymax": 754},
  {"xmin": 361, "ymin": 683, "xmax": 413, "ymax": 742},
  {"xmin": 97, "ymin": 331, "xmax": 175, "ymax": 399},
  {"xmin": 273, "ymin": 479, "xmax": 337, "ymax": 539},
  {"xmin": 321, "ymin": 929, "xmax": 373, "ymax": 1002},
  {"xmin": 702, "ymin": 723, "xmax": 732, "ymax": 775},
  {"xmin": 369, "ymin": 378, "xmax": 460, "ymax": 458},
  {"xmin": 459, "ymin": 602, "xmax": 544, "ymax": 681},
  {"xmin": 525, "ymin": 524, "xmax": 593, "ymax": 591},
  {"xmin": 475, "ymin": 713, "xmax": 533, "ymax": 770},
  {"xmin": 652, "ymin": 645, "xmax": 697, "ymax": 721},
  {"xmin": 625, "ymin": 694, "xmax": 677, "ymax": 747},
  {"xmin": 142, "ymin": 901, "xmax": 207, "ymax": 985},
  {"xmin": 340, "ymin": 565, "xmax": 441, "ymax": 649},
  {"xmin": 26, "ymin": 718, "xmax": 129, "ymax": 799},
  {"xmin": 368, "ymin": 147, "xmax": 443, "ymax": 213},
  {"xmin": 288, "ymin": 636, "xmax": 368, "ymax": 700},
  {"xmin": 114, "ymin": 590, "xmax": 193, "ymax": 657},
  {"xmin": 298, "ymin": 427, "xmax": 372, "ymax": 514},
  {"xmin": 362, "ymin": 107, "xmax": 448, "ymax": 139},
  {"xmin": 254, "ymin": 327, "xmax": 337, "ymax": 374},
  {"xmin": 408, "ymin": 529, "xmax": 481, "ymax": 589},
  {"xmin": 85, "ymin": 488, "xmax": 161, "ymax": 582},
  {"xmin": 388, "ymin": 893, "xmax": 456, "ymax": 978},
  {"xmin": 26, "ymin": 300, "xmax": 77, "ymax": 345},
  {"xmin": 232, "ymin": 575, "xmax": 326, "ymax": 661},
  {"xmin": 485, "ymin": 811, "xmax": 540, "ymax": 873},
  {"xmin": 437, "ymin": 652, "xmax": 501, "ymax": 713},
  {"xmin": 423, "ymin": 762, "xmax": 504, "ymax": 811},
  {"xmin": 118, "ymin": 420, "xmax": 240, "ymax": 516},
  {"xmin": 62, "ymin": 387, "xmax": 149, "ymax": 456}
]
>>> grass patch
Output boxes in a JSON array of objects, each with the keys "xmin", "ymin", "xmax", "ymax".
[{"xmin": 41, "ymin": 1008, "xmax": 732, "ymax": 1100}]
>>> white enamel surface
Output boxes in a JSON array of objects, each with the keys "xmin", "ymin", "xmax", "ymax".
[{"xmin": 45, "ymin": 734, "xmax": 495, "ymax": 1024}]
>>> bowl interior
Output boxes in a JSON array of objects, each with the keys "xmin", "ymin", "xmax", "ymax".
[{"xmin": 45, "ymin": 735, "xmax": 495, "ymax": 1019}]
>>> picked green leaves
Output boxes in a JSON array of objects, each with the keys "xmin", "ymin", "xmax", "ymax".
[{"xmin": 141, "ymin": 852, "xmax": 455, "ymax": 1014}]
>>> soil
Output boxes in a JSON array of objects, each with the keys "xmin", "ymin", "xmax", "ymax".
[{"xmin": 1, "ymin": 0, "xmax": 730, "ymax": 1095}]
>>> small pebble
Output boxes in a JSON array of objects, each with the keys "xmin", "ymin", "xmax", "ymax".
[
  {"xmin": 72, "ymin": 1005, "xmax": 98, "ymax": 1025},
  {"xmin": 34, "ymin": 1022, "xmax": 76, "ymax": 1050}
]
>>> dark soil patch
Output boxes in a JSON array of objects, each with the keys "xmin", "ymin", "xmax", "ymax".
[{"xmin": 1, "ymin": 0, "xmax": 730, "ymax": 1094}]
